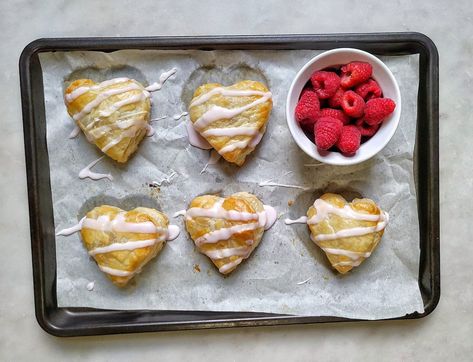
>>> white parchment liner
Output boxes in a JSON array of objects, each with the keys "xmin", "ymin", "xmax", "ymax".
[{"xmin": 39, "ymin": 49, "xmax": 424, "ymax": 319}]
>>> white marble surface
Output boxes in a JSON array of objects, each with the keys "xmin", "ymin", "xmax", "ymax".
[{"xmin": 0, "ymin": 0, "xmax": 470, "ymax": 360}]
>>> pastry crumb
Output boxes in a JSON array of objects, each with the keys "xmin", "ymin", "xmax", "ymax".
[
  {"xmin": 287, "ymin": 199, "xmax": 294, "ymax": 207},
  {"xmin": 193, "ymin": 264, "xmax": 201, "ymax": 273}
]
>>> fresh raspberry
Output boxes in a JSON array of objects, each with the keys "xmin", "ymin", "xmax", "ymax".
[
  {"xmin": 341, "ymin": 90, "xmax": 365, "ymax": 118},
  {"xmin": 355, "ymin": 78, "xmax": 382, "ymax": 101},
  {"xmin": 295, "ymin": 89, "xmax": 320, "ymax": 132},
  {"xmin": 314, "ymin": 117, "xmax": 343, "ymax": 150},
  {"xmin": 310, "ymin": 71, "xmax": 341, "ymax": 99},
  {"xmin": 336, "ymin": 125, "xmax": 361, "ymax": 155},
  {"xmin": 363, "ymin": 98, "xmax": 396, "ymax": 126},
  {"xmin": 355, "ymin": 118, "xmax": 380, "ymax": 137},
  {"xmin": 340, "ymin": 61, "xmax": 372, "ymax": 88},
  {"xmin": 318, "ymin": 108, "xmax": 350, "ymax": 125},
  {"xmin": 328, "ymin": 87, "xmax": 344, "ymax": 108}
]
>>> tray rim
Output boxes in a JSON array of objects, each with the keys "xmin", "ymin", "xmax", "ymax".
[{"xmin": 19, "ymin": 32, "xmax": 440, "ymax": 337}]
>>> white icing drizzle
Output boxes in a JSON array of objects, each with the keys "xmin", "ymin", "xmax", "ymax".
[
  {"xmin": 68, "ymin": 125, "xmax": 81, "ymax": 139},
  {"xmin": 186, "ymin": 199, "xmax": 259, "ymax": 222},
  {"xmin": 218, "ymin": 258, "xmax": 243, "ymax": 274},
  {"xmin": 101, "ymin": 120, "xmax": 147, "ymax": 152},
  {"xmin": 78, "ymin": 156, "xmax": 113, "ymax": 181},
  {"xmin": 65, "ymin": 77, "xmax": 130, "ymax": 103},
  {"xmin": 201, "ymin": 246, "xmax": 250, "ymax": 260},
  {"xmin": 192, "ymin": 92, "xmax": 272, "ymax": 131},
  {"xmin": 82, "ymin": 213, "xmax": 160, "ymax": 233},
  {"xmin": 72, "ymin": 83, "xmax": 143, "ymax": 121},
  {"xmin": 145, "ymin": 68, "xmax": 177, "ymax": 92},
  {"xmin": 88, "ymin": 238, "xmax": 162, "ymax": 256},
  {"xmin": 99, "ymin": 91, "xmax": 149, "ymax": 118},
  {"xmin": 190, "ymin": 202, "xmax": 276, "ymax": 246},
  {"xmin": 195, "ymin": 222, "xmax": 259, "ymax": 246},
  {"xmin": 202, "ymin": 126, "xmax": 259, "ymax": 138},
  {"xmin": 200, "ymin": 149, "xmax": 221, "ymax": 174},
  {"xmin": 173, "ymin": 112, "xmax": 188, "ymax": 120},
  {"xmin": 86, "ymin": 281, "xmax": 95, "ymax": 291},
  {"xmin": 311, "ymin": 215, "xmax": 388, "ymax": 242},
  {"xmin": 321, "ymin": 247, "xmax": 372, "ymax": 260},
  {"xmin": 284, "ymin": 216, "xmax": 308, "ymax": 225},
  {"xmin": 186, "ymin": 120, "xmax": 212, "ymax": 149},
  {"xmin": 56, "ymin": 217, "xmax": 85, "ymax": 236},
  {"xmin": 308, "ymin": 198, "xmax": 383, "ymax": 225},
  {"xmin": 98, "ymin": 264, "xmax": 134, "ymax": 277},
  {"xmin": 189, "ymin": 88, "xmax": 269, "ymax": 108},
  {"xmin": 332, "ymin": 259, "xmax": 363, "ymax": 267},
  {"xmin": 218, "ymin": 131, "xmax": 264, "ymax": 154}
]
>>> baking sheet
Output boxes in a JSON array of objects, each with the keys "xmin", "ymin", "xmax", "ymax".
[{"xmin": 40, "ymin": 49, "xmax": 424, "ymax": 319}]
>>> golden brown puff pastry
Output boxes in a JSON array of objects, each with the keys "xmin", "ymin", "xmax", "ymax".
[
  {"xmin": 307, "ymin": 193, "xmax": 388, "ymax": 274},
  {"xmin": 188, "ymin": 80, "xmax": 273, "ymax": 166},
  {"xmin": 182, "ymin": 192, "xmax": 277, "ymax": 274},
  {"xmin": 64, "ymin": 78, "xmax": 151, "ymax": 163},
  {"xmin": 80, "ymin": 205, "xmax": 179, "ymax": 287}
]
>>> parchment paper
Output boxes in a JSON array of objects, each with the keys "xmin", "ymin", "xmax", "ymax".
[{"xmin": 40, "ymin": 49, "xmax": 424, "ymax": 319}]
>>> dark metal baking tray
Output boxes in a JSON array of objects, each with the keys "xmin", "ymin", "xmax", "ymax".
[{"xmin": 19, "ymin": 33, "xmax": 439, "ymax": 337}]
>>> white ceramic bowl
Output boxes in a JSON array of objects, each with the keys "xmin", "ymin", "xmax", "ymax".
[{"xmin": 286, "ymin": 48, "xmax": 401, "ymax": 166}]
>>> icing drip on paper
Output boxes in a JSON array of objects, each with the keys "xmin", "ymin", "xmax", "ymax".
[
  {"xmin": 200, "ymin": 149, "xmax": 221, "ymax": 174},
  {"xmin": 186, "ymin": 120, "xmax": 212, "ymax": 150},
  {"xmin": 68, "ymin": 125, "xmax": 81, "ymax": 139},
  {"xmin": 78, "ymin": 156, "xmax": 113, "ymax": 181},
  {"xmin": 166, "ymin": 225, "xmax": 180, "ymax": 241},
  {"xmin": 173, "ymin": 112, "xmax": 188, "ymax": 120},
  {"xmin": 152, "ymin": 170, "xmax": 177, "ymax": 186},
  {"xmin": 86, "ymin": 281, "xmax": 95, "ymax": 291},
  {"xmin": 56, "ymin": 217, "xmax": 86, "ymax": 236},
  {"xmin": 145, "ymin": 68, "xmax": 177, "ymax": 92},
  {"xmin": 146, "ymin": 124, "xmax": 156, "ymax": 136},
  {"xmin": 284, "ymin": 216, "xmax": 308, "ymax": 225},
  {"xmin": 258, "ymin": 171, "xmax": 309, "ymax": 191}
]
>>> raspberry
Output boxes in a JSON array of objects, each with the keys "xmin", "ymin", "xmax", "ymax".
[
  {"xmin": 340, "ymin": 61, "xmax": 372, "ymax": 88},
  {"xmin": 355, "ymin": 78, "xmax": 382, "ymax": 101},
  {"xmin": 314, "ymin": 117, "xmax": 343, "ymax": 150},
  {"xmin": 328, "ymin": 87, "xmax": 344, "ymax": 108},
  {"xmin": 337, "ymin": 125, "xmax": 361, "ymax": 155},
  {"xmin": 341, "ymin": 90, "xmax": 365, "ymax": 118},
  {"xmin": 355, "ymin": 118, "xmax": 380, "ymax": 137},
  {"xmin": 363, "ymin": 98, "xmax": 396, "ymax": 126},
  {"xmin": 295, "ymin": 89, "xmax": 320, "ymax": 132},
  {"xmin": 318, "ymin": 108, "xmax": 350, "ymax": 125},
  {"xmin": 310, "ymin": 71, "xmax": 341, "ymax": 99}
]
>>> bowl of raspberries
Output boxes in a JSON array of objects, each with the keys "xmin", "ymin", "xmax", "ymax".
[{"xmin": 286, "ymin": 48, "xmax": 401, "ymax": 165}]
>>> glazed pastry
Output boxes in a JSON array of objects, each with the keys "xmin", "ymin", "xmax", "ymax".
[
  {"xmin": 68, "ymin": 205, "xmax": 179, "ymax": 287},
  {"xmin": 188, "ymin": 80, "xmax": 273, "ymax": 166},
  {"xmin": 180, "ymin": 192, "xmax": 277, "ymax": 274},
  {"xmin": 307, "ymin": 193, "xmax": 388, "ymax": 274},
  {"xmin": 64, "ymin": 78, "xmax": 151, "ymax": 163}
]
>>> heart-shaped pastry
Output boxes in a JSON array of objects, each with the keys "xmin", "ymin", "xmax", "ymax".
[
  {"xmin": 182, "ymin": 192, "xmax": 277, "ymax": 274},
  {"xmin": 307, "ymin": 193, "xmax": 388, "ymax": 274},
  {"xmin": 64, "ymin": 78, "xmax": 151, "ymax": 163},
  {"xmin": 188, "ymin": 80, "xmax": 273, "ymax": 166},
  {"xmin": 79, "ymin": 205, "xmax": 179, "ymax": 287}
]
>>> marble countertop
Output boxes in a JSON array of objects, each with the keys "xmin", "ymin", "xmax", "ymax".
[{"xmin": 0, "ymin": 1, "xmax": 470, "ymax": 360}]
